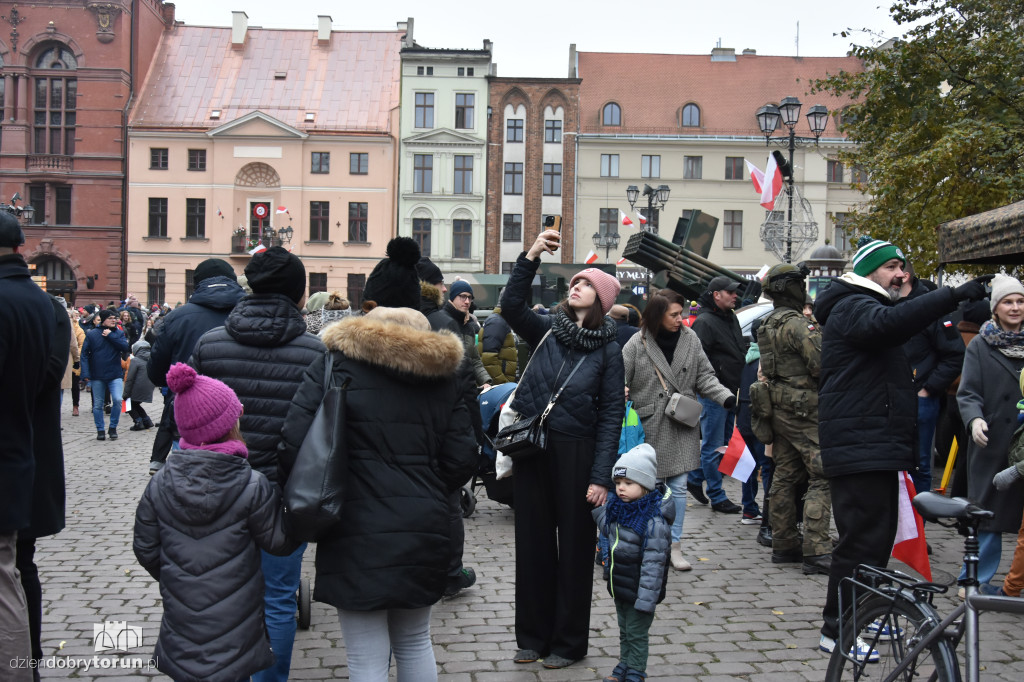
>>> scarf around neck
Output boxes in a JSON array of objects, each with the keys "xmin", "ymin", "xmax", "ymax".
[
  {"xmin": 979, "ymin": 319, "xmax": 1024, "ymax": 358},
  {"xmin": 177, "ymin": 438, "xmax": 249, "ymax": 458},
  {"xmin": 604, "ymin": 488, "xmax": 663, "ymax": 541},
  {"xmin": 551, "ymin": 308, "xmax": 617, "ymax": 352}
]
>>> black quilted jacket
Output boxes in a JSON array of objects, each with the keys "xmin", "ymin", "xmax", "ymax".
[
  {"xmin": 499, "ymin": 253, "xmax": 625, "ymax": 486},
  {"xmin": 189, "ymin": 294, "xmax": 325, "ymax": 483}
]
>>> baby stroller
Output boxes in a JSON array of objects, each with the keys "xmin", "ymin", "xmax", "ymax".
[{"xmin": 461, "ymin": 382, "xmax": 516, "ymax": 517}]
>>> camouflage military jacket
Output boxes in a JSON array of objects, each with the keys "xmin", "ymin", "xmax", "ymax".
[{"xmin": 759, "ymin": 307, "xmax": 821, "ymax": 393}]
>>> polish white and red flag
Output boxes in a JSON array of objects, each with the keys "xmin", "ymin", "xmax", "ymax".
[
  {"xmin": 717, "ymin": 428, "xmax": 756, "ymax": 481},
  {"xmin": 892, "ymin": 471, "xmax": 932, "ymax": 581},
  {"xmin": 620, "ymin": 210, "xmax": 633, "ymax": 226},
  {"xmin": 248, "ymin": 243, "xmax": 268, "ymax": 255},
  {"xmin": 276, "ymin": 206, "xmax": 290, "ymax": 214},
  {"xmin": 635, "ymin": 209, "xmax": 647, "ymax": 225},
  {"xmin": 584, "ymin": 250, "xmax": 599, "ymax": 265},
  {"xmin": 616, "ymin": 257, "xmax": 627, "ymax": 265},
  {"xmin": 746, "ymin": 158, "xmax": 783, "ymax": 210}
]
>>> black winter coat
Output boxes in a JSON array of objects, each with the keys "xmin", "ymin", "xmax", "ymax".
[
  {"xmin": 147, "ymin": 276, "xmax": 245, "ymax": 386},
  {"xmin": 23, "ymin": 296, "xmax": 69, "ymax": 539},
  {"xmin": 443, "ymin": 300, "xmax": 491, "ymax": 386},
  {"xmin": 814, "ymin": 274, "xmax": 958, "ymax": 477},
  {"xmin": 419, "ymin": 282, "xmax": 458, "ymax": 334},
  {"xmin": 190, "ymin": 294, "xmax": 325, "ymax": 483},
  {"xmin": 134, "ymin": 449, "xmax": 297, "ymax": 682},
  {"xmin": 691, "ymin": 292, "xmax": 748, "ymax": 392},
  {"xmin": 898, "ymin": 278, "xmax": 965, "ymax": 396},
  {"xmin": 278, "ymin": 315, "xmax": 478, "ymax": 611},
  {"xmin": 499, "ymin": 253, "xmax": 625, "ymax": 486}
]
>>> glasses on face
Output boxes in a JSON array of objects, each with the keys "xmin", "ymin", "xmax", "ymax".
[{"xmin": 456, "ymin": 293, "xmax": 474, "ymax": 301}]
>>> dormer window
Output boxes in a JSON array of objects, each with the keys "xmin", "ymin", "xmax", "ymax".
[{"xmin": 602, "ymin": 102, "xmax": 621, "ymax": 126}]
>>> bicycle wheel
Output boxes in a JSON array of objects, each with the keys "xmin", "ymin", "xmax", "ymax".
[{"xmin": 825, "ymin": 593, "xmax": 959, "ymax": 682}]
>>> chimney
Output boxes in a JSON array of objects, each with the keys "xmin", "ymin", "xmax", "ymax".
[
  {"xmin": 568, "ymin": 43, "xmax": 578, "ymax": 79},
  {"xmin": 398, "ymin": 17, "xmax": 414, "ymax": 48},
  {"xmin": 231, "ymin": 11, "xmax": 248, "ymax": 49},
  {"xmin": 162, "ymin": 2, "xmax": 176, "ymax": 27},
  {"xmin": 317, "ymin": 15, "xmax": 331, "ymax": 44},
  {"xmin": 710, "ymin": 46, "xmax": 736, "ymax": 61},
  {"xmin": 483, "ymin": 39, "xmax": 492, "ymax": 53}
]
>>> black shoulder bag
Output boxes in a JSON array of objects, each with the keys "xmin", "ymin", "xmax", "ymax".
[
  {"xmin": 494, "ymin": 350, "xmax": 586, "ymax": 461},
  {"xmin": 283, "ymin": 351, "xmax": 350, "ymax": 542}
]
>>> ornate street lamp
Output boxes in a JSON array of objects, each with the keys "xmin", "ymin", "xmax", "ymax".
[
  {"xmin": 625, "ymin": 183, "xmax": 671, "ymax": 293},
  {"xmin": 278, "ymin": 225, "xmax": 294, "ymax": 246},
  {"xmin": 755, "ymin": 96, "xmax": 828, "ymax": 263},
  {"xmin": 592, "ymin": 230, "xmax": 620, "ymax": 259},
  {"xmin": 1, "ymin": 192, "xmax": 35, "ymax": 223}
]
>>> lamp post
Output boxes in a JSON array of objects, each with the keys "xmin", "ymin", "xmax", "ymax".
[
  {"xmin": 278, "ymin": 226, "xmax": 293, "ymax": 247},
  {"xmin": 592, "ymin": 230, "xmax": 619, "ymax": 260},
  {"xmin": 755, "ymin": 97, "xmax": 828, "ymax": 263},
  {"xmin": 0, "ymin": 192, "xmax": 35, "ymax": 224},
  {"xmin": 626, "ymin": 183, "xmax": 670, "ymax": 293}
]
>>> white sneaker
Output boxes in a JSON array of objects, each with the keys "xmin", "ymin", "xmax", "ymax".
[
  {"xmin": 819, "ymin": 634, "xmax": 880, "ymax": 663},
  {"xmin": 866, "ymin": 618, "xmax": 903, "ymax": 641}
]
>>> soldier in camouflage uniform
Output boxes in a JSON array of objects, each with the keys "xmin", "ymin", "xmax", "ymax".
[{"xmin": 758, "ymin": 264, "xmax": 832, "ymax": 576}]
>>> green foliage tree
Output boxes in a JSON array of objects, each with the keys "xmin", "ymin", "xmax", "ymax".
[{"xmin": 812, "ymin": 0, "xmax": 1024, "ymax": 276}]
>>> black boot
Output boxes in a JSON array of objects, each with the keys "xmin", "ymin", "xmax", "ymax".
[
  {"xmin": 142, "ymin": 417, "xmax": 154, "ymax": 429},
  {"xmin": 130, "ymin": 419, "xmax": 145, "ymax": 431},
  {"xmin": 108, "ymin": 427, "xmax": 118, "ymax": 441}
]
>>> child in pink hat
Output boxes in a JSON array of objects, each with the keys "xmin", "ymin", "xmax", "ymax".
[{"xmin": 133, "ymin": 363, "xmax": 297, "ymax": 682}]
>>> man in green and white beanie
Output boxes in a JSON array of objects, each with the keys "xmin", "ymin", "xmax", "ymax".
[{"xmin": 851, "ymin": 237, "xmax": 906, "ymax": 278}]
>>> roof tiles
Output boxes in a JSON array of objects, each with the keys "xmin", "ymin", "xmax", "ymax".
[
  {"xmin": 577, "ymin": 51, "xmax": 864, "ymax": 137},
  {"xmin": 131, "ymin": 26, "xmax": 402, "ymax": 133}
]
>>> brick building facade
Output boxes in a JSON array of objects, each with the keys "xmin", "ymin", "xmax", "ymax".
[
  {"xmin": 0, "ymin": 0, "xmax": 170, "ymax": 304},
  {"xmin": 485, "ymin": 77, "xmax": 580, "ymax": 274}
]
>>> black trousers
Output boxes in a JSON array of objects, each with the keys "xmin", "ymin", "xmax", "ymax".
[
  {"xmin": 447, "ymin": 490, "xmax": 466, "ymax": 577},
  {"xmin": 150, "ymin": 393, "xmax": 175, "ymax": 464},
  {"xmin": 127, "ymin": 403, "xmax": 150, "ymax": 422},
  {"xmin": 821, "ymin": 470, "xmax": 899, "ymax": 638},
  {"xmin": 15, "ymin": 536, "xmax": 42, "ymax": 663},
  {"xmin": 512, "ymin": 433, "xmax": 597, "ymax": 660}
]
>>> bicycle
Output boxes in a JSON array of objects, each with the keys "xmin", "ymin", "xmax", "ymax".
[{"xmin": 825, "ymin": 491, "xmax": 1024, "ymax": 681}]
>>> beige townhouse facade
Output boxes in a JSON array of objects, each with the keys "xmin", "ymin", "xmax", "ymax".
[{"xmin": 126, "ymin": 12, "xmax": 404, "ymax": 307}]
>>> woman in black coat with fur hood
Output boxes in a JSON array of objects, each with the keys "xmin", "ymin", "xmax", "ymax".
[
  {"xmin": 279, "ymin": 306, "xmax": 477, "ymax": 681},
  {"xmin": 499, "ymin": 228, "xmax": 625, "ymax": 669}
]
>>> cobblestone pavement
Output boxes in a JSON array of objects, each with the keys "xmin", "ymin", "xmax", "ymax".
[{"xmin": 30, "ymin": 398, "xmax": 1023, "ymax": 680}]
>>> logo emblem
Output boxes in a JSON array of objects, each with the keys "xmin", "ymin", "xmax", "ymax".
[{"xmin": 93, "ymin": 621, "xmax": 143, "ymax": 652}]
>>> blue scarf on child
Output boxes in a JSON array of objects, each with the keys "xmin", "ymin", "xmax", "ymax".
[{"xmin": 604, "ymin": 488, "xmax": 663, "ymax": 541}]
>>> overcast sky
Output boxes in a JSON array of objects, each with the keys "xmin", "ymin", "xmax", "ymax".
[{"xmin": 169, "ymin": 1, "xmax": 908, "ymax": 78}]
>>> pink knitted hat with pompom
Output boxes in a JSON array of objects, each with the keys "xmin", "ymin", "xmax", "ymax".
[
  {"xmin": 166, "ymin": 363, "xmax": 243, "ymax": 445},
  {"xmin": 570, "ymin": 268, "xmax": 622, "ymax": 315}
]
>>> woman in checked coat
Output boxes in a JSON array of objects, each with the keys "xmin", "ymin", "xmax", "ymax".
[{"xmin": 622, "ymin": 289, "xmax": 733, "ymax": 572}]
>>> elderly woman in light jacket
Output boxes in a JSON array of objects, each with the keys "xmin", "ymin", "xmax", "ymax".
[{"xmin": 622, "ymin": 289, "xmax": 734, "ymax": 571}]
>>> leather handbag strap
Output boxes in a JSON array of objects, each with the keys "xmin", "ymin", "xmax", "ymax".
[{"xmin": 540, "ymin": 355, "xmax": 587, "ymax": 421}]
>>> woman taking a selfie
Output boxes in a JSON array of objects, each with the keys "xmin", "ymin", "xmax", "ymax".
[
  {"xmin": 622, "ymin": 289, "xmax": 733, "ymax": 572},
  {"xmin": 498, "ymin": 227, "xmax": 624, "ymax": 670}
]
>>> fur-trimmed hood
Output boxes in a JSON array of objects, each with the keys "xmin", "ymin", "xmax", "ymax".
[
  {"xmin": 320, "ymin": 314, "xmax": 464, "ymax": 379},
  {"xmin": 420, "ymin": 281, "xmax": 445, "ymax": 308}
]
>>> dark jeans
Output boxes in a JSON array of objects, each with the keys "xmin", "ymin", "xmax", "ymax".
[
  {"xmin": 821, "ymin": 471, "xmax": 899, "ymax": 639},
  {"xmin": 912, "ymin": 394, "xmax": 941, "ymax": 494},
  {"xmin": 128, "ymin": 403, "xmax": 150, "ymax": 423},
  {"xmin": 70, "ymin": 375, "xmax": 80, "ymax": 408}
]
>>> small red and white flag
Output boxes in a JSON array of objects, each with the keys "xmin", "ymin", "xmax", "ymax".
[
  {"xmin": 276, "ymin": 206, "xmax": 289, "ymax": 215},
  {"xmin": 216, "ymin": 207, "xmax": 223, "ymax": 217},
  {"xmin": 717, "ymin": 428, "xmax": 757, "ymax": 481},
  {"xmin": 616, "ymin": 257, "xmax": 627, "ymax": 265},
  {"xmin": 635, "ymin": 209, "xmax": 647, "ymax": 225},
  {"xmin": 248, "ymin": 243, "xmax": 268, "ymax": 255},
  {"xmin": 619, "ymin": 210, "xmax": 633, "ymax": 226},
  {"xmin": 584, "ymin": 250, "xmax": 599, "ymax": 265},
  {"xmin": 892, "ymin": 471, "xmax": 932, "ymax": 581},
  {"xmin": 746, "ymin": 158, "xmax": 783, "ymax": 210}
]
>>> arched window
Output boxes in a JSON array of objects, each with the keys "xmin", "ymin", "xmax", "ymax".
[
  {"xmin": 31, "ymin": 43, "xmax": 77, "ymax": 155},
  {"xmin": 602, "ymin": 102, "xmax": 621, "ymax": 126},
  {"xmin": 680, "ymin": 103, "xmax": 700, "ymax": 127}
]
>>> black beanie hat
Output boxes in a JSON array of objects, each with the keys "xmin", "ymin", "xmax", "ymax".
[
  {"xmin": 363, "ymin": 237, "xmax": 421, "ymax": 309},
  {"xmin": 415, "ymin": 257, "xmax": 444, "ymax": 285},
  {"xmin": 193, "ymin": 258, "xmax": 237, "ymax": 284},
  {"xmin": 99, "ymin": 309, "xmax": 118, "ymax": 323},
  {"xmin": 244, "ymin": 246, "xmax": 306, "ymax": 304}
]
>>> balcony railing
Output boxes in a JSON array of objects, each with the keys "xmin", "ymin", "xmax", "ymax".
[{"xmin": 28, "ymin": 155, "xmax": 73, "ymax": 172}]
